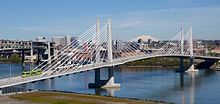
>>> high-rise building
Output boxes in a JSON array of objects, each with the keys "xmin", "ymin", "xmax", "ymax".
[
  {"xmin": 52, "ymin": 37, "xmax": 65, "ymax": 47},
  {"xmin": 52, "ymin": 36, "xmax": 79, "ymax": 50},
  {"xmin": 65, "ymin": 35, "xmax": 71, "ymax": 45}
]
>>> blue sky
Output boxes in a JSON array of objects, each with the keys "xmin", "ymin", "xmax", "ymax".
[{"xmin": 0, "ymin": 0, "xmax": 220, "ymax": 40}]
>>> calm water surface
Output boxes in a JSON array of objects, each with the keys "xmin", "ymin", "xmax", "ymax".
[{"xmin": 1, "ymin": 63, "xmax": 220, "ymax": 104}]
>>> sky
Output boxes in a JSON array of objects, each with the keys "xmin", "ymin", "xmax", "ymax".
[{"xmin": 0, "ymin": 0, "xmax": 220, "ymax": 40}]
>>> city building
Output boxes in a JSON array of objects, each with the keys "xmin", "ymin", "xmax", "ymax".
[
  {"xmin": 131, "ymin": 35, "xmax": 159, "ymax": 50},
  {"xmin": 52, "ymin": 36, "xmax": 79, "ymax": 50},
  {"xmin": 36, "ymin": 37, "xmax": 46, "ymax": 42},
  {"xmin": 65, "ymin": 35, "xmax": 71, "ymax": 45},
  {"xmin": 212, "ymin": 48, "xmax": 220, "ymax": 54},
  {"xmin": 52, "ymin": 36, "xmax": 65, "ymax": 50},
  {"xmin": 139, "ymin": 43, "xmax": 149, "ymax": 50},
  {"xmin": 52, "ymin": 36, "xmax": 65, "ymax": 46}
]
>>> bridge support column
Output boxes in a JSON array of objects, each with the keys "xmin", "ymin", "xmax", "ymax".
[
  {"xmin": 21, "ymin": 49, "xmax": 25, "ymax": 66},
  {"xmin": 6, "ymin": 54, "xmax": 9, "ymax": 59},
  {"xmin": 180, "ymin": 57, "xmax": 185, "ymax": 72},
  {"xmin": 30, "ymin": 41, "xmax": 34, "ymax": 63},
  {"xmin": 102, "ymin": 67, "xmax": 120, "ymax": 88},
  {"xmin": 31, "ymin": 47, "xmax": 33, "ymax": 63},
  {"xmin": 48, "ymin": 42, "xmax": 51, "ymax": 64},
  {"xmin": 0, "ymin": 88, "xmax": 2, "ymax": 95},
  {"xmin": 186, "ymin": 57, "xmax": 198, "ymax": 72},
  {"xmin": 178, "ymin": 57, "xmax": 185, "ymax": 87},
  {"xmin": 89, "ymin": 68, "xmax": 120, "ymax": 88},
  {"xmin": 37, "ymin": 49, "xmax": 41, "ymax": 65},
  {"xmin": 176, "ymin": 57, "xmax": 185, "ymax": 72}
]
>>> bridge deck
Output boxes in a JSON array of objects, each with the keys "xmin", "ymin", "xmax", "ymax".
[{"xmin": 0, "ymin": 54, "xmax": 219, "ymax": 89}]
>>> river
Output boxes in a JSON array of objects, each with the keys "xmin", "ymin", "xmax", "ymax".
[{"xmin": 1, "ymin": 63, "xmax": 220, "ymax": 104}]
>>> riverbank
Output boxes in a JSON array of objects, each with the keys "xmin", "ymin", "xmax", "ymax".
[
  {"xmin": 122, "ymin": 57, "xmax": 191, "ymax": 67},
  {"xmin": 118, "ymin": 65, "xmax": 180, "ymax": 68},
  {"xmin": 0, "ymin": 54, "xmax": 21, "ymax": 64},
  {"xmin": 7, "ymin": 91, "xmax": 165, "ymax": 104}
]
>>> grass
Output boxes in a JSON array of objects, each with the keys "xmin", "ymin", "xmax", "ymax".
[{"xmin": 9, "ymin": 91, "xmax": 162, "ymax": 104}]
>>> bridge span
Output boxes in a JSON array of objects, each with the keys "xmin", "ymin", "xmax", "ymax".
[
  {"xmin": 0, "ymin": 54, "xmax": 219, "ymax": 90},
  {"xmin": 0, "ymin": 18, "xmax": 219, "ymax": 94}
]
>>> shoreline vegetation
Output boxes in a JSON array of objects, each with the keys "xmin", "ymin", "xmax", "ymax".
[
  {"xmin": 0, "ymin": 56, "xmax": 192, "ymax": 67},
  {"xmin": 0, "ymin": 54, "xmax": 21, "ymax": 63},
  {"xmin": 8, "ymin": 91, "xmax": 167, "ymax": 104},
  {"xmin": 118, "ymin": 65, "xmax": 180, "ymax": 68},
  {"xmin": 120, "ymin": 57, "xmax": 191, "ymax": 68}
]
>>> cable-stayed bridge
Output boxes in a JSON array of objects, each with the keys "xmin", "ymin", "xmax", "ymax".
[{"xmin": 0, "ymin": 18, "xmax": 220, "ymax": 93}]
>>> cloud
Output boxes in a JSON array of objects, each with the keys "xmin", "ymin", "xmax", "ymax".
[
  {"xmin": 2, "ymin": 5, "xmax": 220, "ymax": 40},
  {"xmin": 107, "ymin": 6, "xmax": 220, "ymax": 40},
  {"xmin": 116, "ymin": 20, "xmax": 145, "ymax": 28}
]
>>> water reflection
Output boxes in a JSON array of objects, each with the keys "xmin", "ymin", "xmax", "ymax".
[
  {"xmin": 180, "ymin": 73, "xmax": 184, "ymax": 87},
  {"xmin": 47, "ymin": 78, "xmax": 55, "ymax": 90},
  {"xmin": 188, "ymin": 72, "xmax": 198, "ymax": 104},
  {"xmin": 94, "ymin": 88, "xmax": 120, "ymax": 96}
]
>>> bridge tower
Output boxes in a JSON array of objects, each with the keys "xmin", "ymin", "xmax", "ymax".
[
  {"xmin": 95, "ymin": 18, "xmax": 100, "ymax": 63},
  {"xmin": 89, "ymin": 18, "xmax": 120, "ymax": 88},
  {"xmin": 179, "ymin": 27, "xmax": 185, "ymax": 72},
  {"xmin": 107, "ymin": 18, "xmax": 113, "ymax": 62},
  {"xmin": 187, "ymin": 27, "xmax": 198, "ymax": 72},
  {"xmin": 181, "ymin": 27, "xmax": 184, "ymax": 55},
  {"xmin": 30, "ymin": 41, "xmax": 34, "ymax": 63}
]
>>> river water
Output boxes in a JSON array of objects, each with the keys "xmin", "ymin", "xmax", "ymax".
[{"xmin": 1, "ymin": 63, "xmax": 220, "ymax": 104}]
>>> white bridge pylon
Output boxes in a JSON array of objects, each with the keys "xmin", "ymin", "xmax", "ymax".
[
  {"xmin": 0, "ymin": 19, "xmax": 199, "ymax": 89},
  {"xmin": 185, "ymin": 27, "xmax": 198, "ymax": 72}
]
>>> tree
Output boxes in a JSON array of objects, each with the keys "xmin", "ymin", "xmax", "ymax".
[{"xmin": 9, "ymin": 54, "xmax": 21, "ymax": 63}]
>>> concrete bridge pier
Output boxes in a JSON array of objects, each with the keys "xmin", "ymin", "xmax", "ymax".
[
  {"xmin": 178, "ymin": 57, "xmax": 185, "ymax": 87},
  {"xmin": 89, "ymin": 68, "xmax": 120, "ymax": 88},
  {"xmin": 0, "ymin": 88, "xmax": 2, "ymax": 95},
  {"xmin": 186, "ymin": 57, "xmax": 198, "ymax": 72},
  {"xmin": 37, "ymin": 49, "xmax": 41, "ymax": 65},
  {"xmin": 47, "ymin": 42, "xmax": 51, "ymax": 64},
  {"xmin": 21, "ymin": 49, "xmax": 25, "ymax": 66},
  {"xmin": 6, "ymin": 54, "xmax": 10, "ymax": 59},
  {"xmin": 179, "ymin": 57, "xmax": 185, "ymax": 72},
  {"xmin": 176, "ymin": 57, "xmax": 185, "ymax": 72}
]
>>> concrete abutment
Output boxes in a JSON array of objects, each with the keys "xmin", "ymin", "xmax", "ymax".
[{"xmin": 89, "ymin": 68, "xmax": 120, "ymax": 88}]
